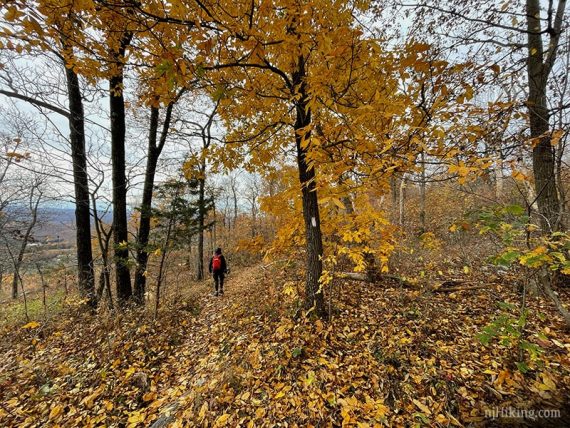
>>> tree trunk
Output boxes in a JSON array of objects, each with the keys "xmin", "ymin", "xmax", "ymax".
[
  {"xmin": 155, "ymin": 192, "xmax": 177, "ymax": 318},
  {"xmin": 419, "ymin": 151, "xmax": 426, "ymax": 233},
  {"xmin": 110, "ymin": 71, "xmax": 132, "ymax": 304},
  {"xmin": 212, "ymin": 200, "xmax": 217, "ymax": 250},
  {"xmin": 251, "ymin": 202, "xmax": 257, "ymax": 238},
  {"xmin": 555, "ymin": 140, "xmax": 567, "ymax": 216},
  {"xmin": 526, "ymin": 0, "xmax": 563, "ymax": 231},
  {"xmin": 541, "ymin": 272, "xmax": 570, "ymax": 328},
  {"xmin": 293, "ymin": 55, "xmax": 326, "ymax": 318},
  {"xmin": 65, "ymin": 66, "xmax": 96, "ymax": 306},
  {"xmin": 390, "ymin": 176, "xmax": 399, "ymax": 224},
  {"xmin": 11, "ymin": 268, "xmax": 19, "ymax": 300},
  {"xmin": 92, "ymin": 190, "xmax": 114, "ymax": 309},
  {"xmin": 231, "ymin": 180, "xmax": 238, "ymax": 229},
  {"xmin": 495, "ymin": 155, "xmax": 504, "ymax": 201},
  {"xmin": 134, "ymin": 100, "xmax": 175, "ymax": 303},
  {"xmin": 12, "ymin": 187, "xmax": 41, "ymax": 299},
  {"xmin": 196, "ymin": 167, "xmax": 206, "ymax": 280},
  {"xmin": 134, "ymin": 107, "xmax": 160, "ymax": 304},
  {"xmin": 399, "ymin": 175, "xmax": 406, "ymax": 227}
]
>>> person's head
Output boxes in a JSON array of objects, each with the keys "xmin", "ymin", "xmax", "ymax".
[{"xmin": 215, "ymin": 247, "xmax": 222, "ymax": 255}]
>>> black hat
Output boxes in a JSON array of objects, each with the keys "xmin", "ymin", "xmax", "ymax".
[{"xmin": 215, "ymin": 247, "xmax": 222, "ymax": 255}]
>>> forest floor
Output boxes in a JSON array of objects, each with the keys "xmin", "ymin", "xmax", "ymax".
[{"xmin": 1, "ymin": 262, "xmax": 570, "ymax": 427}]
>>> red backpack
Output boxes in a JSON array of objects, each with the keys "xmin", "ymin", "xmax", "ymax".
[{"xmin": 212, "ymin": 254, "xmax": 222, "ymax": 271}]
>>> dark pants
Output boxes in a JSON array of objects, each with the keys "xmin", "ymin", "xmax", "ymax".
[{"xmin": 213, "ymin": 271, "xmax": 224, "ymax": 292}]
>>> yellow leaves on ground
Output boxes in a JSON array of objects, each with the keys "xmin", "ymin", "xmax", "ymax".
[
  {"xmin": 124, "ymin": 366, "xmax": 136, "ymax": 379},
  {"xmin": 127, "ymin": 410, "xmax": 146, "ymax": 426},
  {"xmin": 534, "ymin": 372, "xmax": 557, "ymax": 391},
  {"xmin": 22, "ymin": 321, "xmax": 40, "ymax": 329},
  {"xmin": 412, "ymin": 398, "xmax": 432, "ymax": 415},
  {"xmin": 80, "ymin": 386, "xmax": 104, "ymax": 409},
  {"xmin": 198, "ymin": 402, "xmax": 208, "ymax": 420},
  {"xmin": 213, "ymin": 413, "xmax": 231, "ymax": 426},
  {"xmin": 49, "ymin": 404, "xmax": 64, "ymax": 419},
  {"xmin": 338, "ymin": 395, "xmax": 388, "ymax": 426},
  {"xmin": 2, "ymin": 264, "xmax": 570, "ymax": 427},
  {"xmin": 143, "ymin": 391, "xmax": 157, "ymax": 402}
]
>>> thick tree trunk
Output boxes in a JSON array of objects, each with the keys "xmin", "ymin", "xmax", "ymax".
[
  {"xmin": 526, "ymin": 0, "xmax": 564, "ymax": 231},
  {"xmin": 539, "ymin": 269, "xmax": 570, "ymax": 328},
  {"xmin": 293, "ymin": 55, "xmax": 326, "ymax": 318},
  {"xmin": 110, "ymin": 72, "xmax": 132, "ymax": 304},
  {"xmin": 65, "ymin": 66, "xmax": 96, "ymax": 306}
]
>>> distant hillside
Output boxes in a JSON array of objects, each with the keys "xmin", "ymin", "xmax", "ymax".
[{"xmin": 11, "ymin": 206, "xmax": 115, "ymax": 244}]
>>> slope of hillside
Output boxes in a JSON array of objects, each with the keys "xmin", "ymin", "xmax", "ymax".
[{"xmin": 1, "ymin": 263, "xmax": 569, "ymax": 427}]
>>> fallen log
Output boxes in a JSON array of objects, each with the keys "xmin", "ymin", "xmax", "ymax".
[
  {"xmin": 438, "ymin": 279, "xmax": 466, "ymax": 288},
  {"xmin": 337, "ymin": 272, "xmax": 414, "ymax": 288},
  {"xmin": 432, "ymin": 285, "xmax": 487, "ymax": 293}
]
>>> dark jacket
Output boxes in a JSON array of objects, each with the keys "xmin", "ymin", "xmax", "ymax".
[{"xmin": 208, "ymin": 254, "xmax": 227, "ymax": 274}]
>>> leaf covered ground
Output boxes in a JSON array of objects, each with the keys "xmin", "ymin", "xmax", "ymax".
[{"xmin": 1, "ymin": 264, "xmax": 569, "ymax": 427}]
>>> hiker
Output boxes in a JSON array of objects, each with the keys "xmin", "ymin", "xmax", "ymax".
[{"xmin": 208, "ymin": 247, "xmax": 228, "ymax": 296}]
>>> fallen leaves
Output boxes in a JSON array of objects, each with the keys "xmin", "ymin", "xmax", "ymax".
[
  {"xmin": 1, "ymin": 263, "xmax": 569, "ymax": 427},
  {"xmin": 22, "ymin": 321, "xmax": 40, "ymax": 329},
  {"xmin": 48, "ymin": 404, "xmax": 64, "ymax": 419}
]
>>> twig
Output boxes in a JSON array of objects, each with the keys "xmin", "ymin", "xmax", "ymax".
[{"xmin": 433, "ymin": 285, "xmax": 487, "ymax": 293}]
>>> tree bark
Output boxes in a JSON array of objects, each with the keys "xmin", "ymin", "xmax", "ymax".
[
  {"xmin": 110, "ymin": 44, "xmax": 132, "ymax": 304},
  {"xmin": 134, "ymin": 101, "xmax": 175, "ymax": 303},
  {"xmin": 419, "ymin": 151, "xmax": 426, "ymax": 233},
  {"xmin": 495, "ymin": 155, "xmax": 504, "ymax": 201},
  {"xmin": 399, "ymin": 175, "xmax": 406, "ymax": 227},
  {"xmin": 231, "ymin": 177, "xmax": 238, "ymax": 229},
  {"xmin": 134, "ymin": 107, "xmax": 160, "ymax": 304},
  {"xmin": 542, "ymin": 272, "xmax": 570, "ymax": 328},
  {"xmin": 390, "ymin": 176, "xmax": 399, "ymax": 224},
  {"xmin": 91, "ymin": 187, "xmax": 114, "ymax": 308},
  {"xmin": 250, "ymin": 197, "xmax": 257, "ymax": 238},
  {"xmin": 212, "ymin": 200, "xmax": 217, "ymax": 251},
  {"xmin": 293, "ymin": 55, "xmax": 326, "ymax": 317},
  {"xmin": 65, "ymin": 66, "xmax": 96, "ymax": 306},
  {"xmin": 526, "ymin": 0, "xmax": 565, "ymax": 231},
  {"xmin": 196, "ymin": 171, "xmax": 206, "ymax": 281}
]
